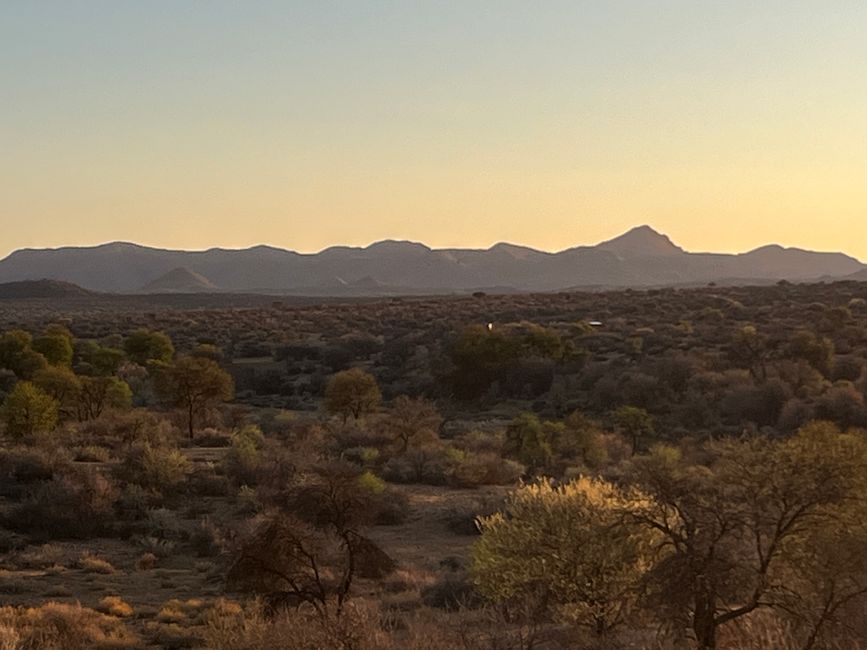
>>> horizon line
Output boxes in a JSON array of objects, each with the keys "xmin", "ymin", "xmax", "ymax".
[{"xmin": 2, "ymin": 225, "xmax": 862, "ymax": 263}]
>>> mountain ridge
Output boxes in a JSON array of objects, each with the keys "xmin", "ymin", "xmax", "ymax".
[{"xmin": 1, "ymin": 226, "xmax": 864, "ymax": 295}]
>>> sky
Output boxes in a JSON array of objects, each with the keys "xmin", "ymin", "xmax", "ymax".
[{"xmin": 2, "ymin": 1, "xmax": 867, "ymax": 259}]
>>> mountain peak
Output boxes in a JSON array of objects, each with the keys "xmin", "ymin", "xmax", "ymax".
[
  {"xmin": 141, "ymin": 267, "xmax": 217, "ymax": 293},
  {"xmin": 596, "ymin": 225, "xmax": 684, "ymax": 257}
]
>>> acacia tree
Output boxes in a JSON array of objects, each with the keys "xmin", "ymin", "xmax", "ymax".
[
  {"xmin": 33, "ymin": 366, "xmax": 81, "ymax": 419},
  {"xmin": 1, "ymin": 381, "xmax": 58, "ymax": 438},
  {"xmin": 124, "ymin": 329, "xmax": 175, "ymax": 366},
  {"xmin": 76, "ymin": 376, "xmax": 133, "ymax": 421},
  {"xmin": 775, "ymin": 508, "xmax": 867, "ymax": 649},
  {"xmin": 383, "ymin": 395, "xmax": 441, "ymax": 452},
  {"xmin": 629, "ymin": 422, "xmax": 867, "ymax": 649},
  {"xmin": 324, "ymin": 368, "xmax": 381, "ymax": 424},
  {"xmin": 612, "ymin": 406, "xmax": 654, "ymax": 456},
  {"xmin": 473, "ymin": 477, "xmax": 658, "ymax": 635},
  {"xmin": 228, "ymin": 461, "xmax": 394, "ymax": 616},
  {"xmin": 503, "ymin": 413, "xmax": 558, "ymax": 471},
  {"xmin": 0, "ymin": 330, "xmax": 47, "ymax": 379},
  {"xmin": 155, "ymin": 356, "xmax": 233, "ymax": 439},
  {"xmin": 32, "ymin": 326, "xmax": 74, "ymax": 368}
]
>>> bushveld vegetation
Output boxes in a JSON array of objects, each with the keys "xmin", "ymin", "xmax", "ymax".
[{"xmin": 3, "ymin": 282, "xmax": 867, "ymax": 648}]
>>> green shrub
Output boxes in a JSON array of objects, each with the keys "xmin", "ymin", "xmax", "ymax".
[{"xmin": 119, "ymin": 442, "xmax": 190, "ymax": 495}]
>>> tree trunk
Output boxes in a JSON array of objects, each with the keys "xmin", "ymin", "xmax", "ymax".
[
  {"xmin": 188, "ymin": 402, "xmax": 195, "ymax": 440},
  {"xmin": 693, "ymin": 593, "xmax": 717, "ymax": 649}
]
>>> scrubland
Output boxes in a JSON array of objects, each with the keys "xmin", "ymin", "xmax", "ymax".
[{"xmin": 3, "ymin": 282, "xmax": 867, "ymax": 648}]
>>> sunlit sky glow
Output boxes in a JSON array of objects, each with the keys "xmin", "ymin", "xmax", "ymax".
[{"xmin": 2, "ymin": 1, "xmax": 867, "ymax": 259}]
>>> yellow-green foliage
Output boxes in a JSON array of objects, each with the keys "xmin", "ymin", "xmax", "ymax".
[
  {"xmin": 223, "ymin": 425, "xmax": 264, "ymax": 485},
  {"xmin": 121, "ymin": 442, "xmax": 190, "ymax": 492},
  {"xmin": 1, "ymin": 381, "xmax": 58, "ymax": 438},
  {"xmin": 473, "ymin": 476, "xmax": 658, "ymax": 634},
  {"xmin": 357, "ymin": 469, "xmax": 386, "ymax": 494}
]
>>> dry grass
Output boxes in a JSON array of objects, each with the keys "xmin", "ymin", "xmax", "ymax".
[
  {"xmin": 0, "ymin": 602, "xmax": 140, "ymax": 649},
  {"xmin": 77, "ymin": 554, "xmax": 116, "ymax": 575},
  {"xmin": 99, "ymin": 596, "xmax": 134, "ymax": 618}
]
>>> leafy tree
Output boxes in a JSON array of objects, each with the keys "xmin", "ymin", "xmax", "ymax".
[
  {"xmin": 32, "ymin": 326, "xmax": 74, "ymax": 367},
  {"xmin": 191, "ymin": 343, "xmax": 224, "ymax": 362},
  {"xmin": 448, "ymin": 325, "xmax": 520, "ymax": 399},
  {"xmin": 630, "ymin": 423, "xmax": 867, "ymax": 649},
  {"xmin": 124, "ymin": 329, "xmax": 174, "ymax": 366},
  {"xmin": 76, "ymin": 376, "xmax": 133, "ymax": 421},
  {"xmin": 1, "ymin": 381, "xmax": 58, "ymax": 438},
  {"xmin": 323, "ymin": 368, "xmax": 381, "ymax": 423},
  {"xmin": 382, "ymin": 395, "xmax": 441, "ymax": 452},
  {"xmin": 557, "ymin": 409, "xmax": 607, "ymax": 468},
  {"xmin": 612, "ymin": 405, "xmax": 654, "ymax": 455},
  {"xmin": 503, "ymin": 413, "xmax": 557, "ymax": 471},
  {"xmin": 730, "ymin": 325, "xmax": 770, "ymax": 381},
  {"xmin": 474, "ymin": 477, "xmax": 657, "ymax": 635},
  {"xmin": 154, "ymin": 356, "xmax": 234, "ymax": 439},
  {"xmin": 76, "ymin": 341, "xmax": 126, "ymax": 376},
  {"xmin": 0, "ymin": 329, "xmax": 47, "ymax": 379},
  {"xmin": 33, "ymin": 366, "xmax": 82, "ymax": 418},
  {"xmin": 787, "ymin": 330, "xmax": 834, "ymax": 376},
  {"xmin": 775, "ymin": 504, "xmax": 867, "ymax": 649}
]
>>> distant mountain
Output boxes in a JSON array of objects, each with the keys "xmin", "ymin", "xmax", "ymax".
[
  {"xmin": 0, "ymin": 279, "xmax": 95, "ymax": 299},
  {"xmin": 141, "ymin": 267, "xmax": 218, "ymax": 293},
  {"xmin": 0, "ymin": 226, "xmax": 863, "ymax": 295},
  {"xmin": 597, "ymin": 225, "xmax": 684, "ymax": 257}
]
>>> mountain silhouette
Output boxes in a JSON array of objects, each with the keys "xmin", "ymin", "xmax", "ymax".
[
  {"xmin": 0, "ymin": 227, "xmax": 863, "ymax": 295},
  {"xmin": 141, "ymin": 267, "xmax": 218, "ymax": 293},
  {"xmin": 0, "ymin": 279, "xmax": 95, "ymax": 299}
]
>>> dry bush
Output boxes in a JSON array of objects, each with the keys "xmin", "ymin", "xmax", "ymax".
[
  {"xmin": 15, "ymin": 543, "xmax": 65, "ymax": 570},
  {"xmin": 77, "ymin": 553, "xmax": 116, "ymax": 574},
  {"xmin": 73, "ymin": 445, "xmax": 111, "ymax": 462},
  {"xmin": 0, "ymin": 602, "xmax": 140, "ymax": 650},
  {"xmin": 448, "ymin": 451, "xmax": 524, "ymax": 488},
  {"xmin": 99, "ymin": 596, "xmax": 134, "ymax": 618},
  {"xmin": 202, "ymin": 599, "xmax": 390, "ymax": 650},
  {"xmin": 74, "ymin": 409, "xmax": 178, "ymax": 449},
  {"xmin": 136, "ymin": 552, "xmax": 158, "ymax": 571},
  {"xmin": 0, "ymin": 446, "xmax": 70, "ymax": 491},
  {"xmin": 9, "ymin": 468, "xmax": 118, "ymax": 539}
]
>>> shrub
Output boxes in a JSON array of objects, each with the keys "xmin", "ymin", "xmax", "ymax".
[
  {"xmin": 0, "ymin": 602, "xmax": 139, "ymax": 650},
  {"xmin": 136, "ymin": 552, "xmax": 158, "ymax": 571},
  {"xmin": 374, "ymin": 488, "xmax": 411, "ymax": 525},
  {"xmin": 0, "ymin": 446, "xmax": 70, "ymax": 488},
  {"xmin": 0, "ymin": 381, "xmax": 58, "ymax": 439},
  {"xmin": 449, "ymin": 452, "xmax": 524, "ymax": 488},
  {"xmin": 73, "ymin": 445, "xmax": 111, "ymax": 462},
  {"xmin": 77, "ymin": 553, "xmax": 116, "ymax": 574},
  {"xmin": 189, "ymin": 518, "xmax": 223, "ymax": 558},
  {"xmin": 421, "ymin": 571, "xmax": 482, "ymax": 611},
  {"xmin": 222, "ymin": 425, "xmax": 264, "ymax": 486},
  {"xmin": 119, "ymin": 442, "xmax": 190, "ymax": 495},
  {"xmin": 98, "ymin": 596, "xmax": 133, "ymax": 618},
  {"xmin": 9, "ymin": 468, "xmax": 118, "ymax": 539}
]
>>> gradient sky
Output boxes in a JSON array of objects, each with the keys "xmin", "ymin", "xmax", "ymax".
[{"xmin": 2, "ymin": 1, "xmax": 867, "ymax": 259}]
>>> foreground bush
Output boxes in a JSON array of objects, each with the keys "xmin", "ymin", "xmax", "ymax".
[{"xmin": 0, "ymin": 602, "xmax": 140, "ymax": 650}]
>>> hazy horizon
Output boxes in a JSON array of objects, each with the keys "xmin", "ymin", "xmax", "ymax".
[{"xmin": 3, "ymin": 2, "xmax": 866, "ymax": 259}]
